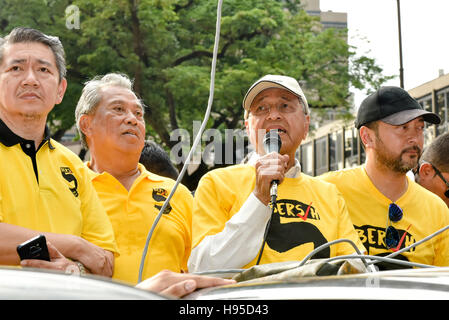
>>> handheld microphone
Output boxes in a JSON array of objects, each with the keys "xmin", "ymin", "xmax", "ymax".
[
  {"xmin": 256, "ymin": 129, "xmax": 282, "ymax": 265},
  {"xmin": 263, "ymin": 129, "xmax": 282, "ymax": 205}
]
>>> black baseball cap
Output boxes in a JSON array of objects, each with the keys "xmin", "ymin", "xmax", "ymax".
[{"xmin": 355, "ymin": 86, "xmax": 440, "ymax": 129}]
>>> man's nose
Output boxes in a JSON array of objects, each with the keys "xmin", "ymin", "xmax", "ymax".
[
  {"xmin": 124, "ymin": 109, "xmax": 138, "ymax": 124},
  {"xmin": 266, "ymin": 105, "xmax": 282, "ymax": 119},
  {"xmin": 21, "ymin": 68, "xmax": 39, "ymax": 87}
]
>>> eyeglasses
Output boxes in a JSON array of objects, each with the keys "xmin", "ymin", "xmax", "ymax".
[
  {"xmin": 385, "ymin": 203, "xmax": 403, "ymax": 249},
  {"xmin": 430, "ymin": 163, "xmax": 449, "ymax": 199}
]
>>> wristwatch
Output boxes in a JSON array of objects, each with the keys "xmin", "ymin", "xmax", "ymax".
[{"xmin": 75, "ymin": 261, "xmax": 87, "ymax": 276}]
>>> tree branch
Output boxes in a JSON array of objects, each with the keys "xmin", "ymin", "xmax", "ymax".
[
  {"xmin": 173, "ymin": 31, "xmax": 259, "ymax": 66},
  {"xmin": 174, "ymin": 0, "xmax": 194, "ymax": 12}
]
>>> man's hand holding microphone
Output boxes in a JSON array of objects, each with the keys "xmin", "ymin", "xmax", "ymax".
[{"xmin": 253, "ymin": 129, "xmax": 288, "ymax": 206}]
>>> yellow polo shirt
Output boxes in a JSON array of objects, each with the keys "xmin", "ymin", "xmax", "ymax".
[
  {"xmin": 88, "ymin": 163, "xmax": 192, "ymax": 285},
  {"xmin": 0, "ymin": 120, "xmax": 118, "ymax": 255}
]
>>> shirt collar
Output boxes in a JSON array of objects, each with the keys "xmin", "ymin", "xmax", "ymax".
[
  {"xmin": 86, "ymin": 162, "xmax": 165, "ymax": 183},
  {"xmin": 246, "ymin": 151, "xmax": 302, "ymax": 178},
  {"xmin": 0, "ymin": 118, "xmax": 54, "ymax": 150}
]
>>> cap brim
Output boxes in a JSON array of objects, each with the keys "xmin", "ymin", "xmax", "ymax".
[
  {"xmin": 381, "ymin": 109, "xmax": 441, "ymax": 126},
  {"xmin": 243, "ymin": 81, "xmax": 299, "ymax": 111}
]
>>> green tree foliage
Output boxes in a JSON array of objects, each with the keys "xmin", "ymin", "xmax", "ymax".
[{"xmin": 0, "ymin": 0, "xmax": 393, "ymax": 188}]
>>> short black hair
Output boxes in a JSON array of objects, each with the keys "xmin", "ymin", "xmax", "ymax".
[{"xmin": 139, "ymin": 140, "xmax": 179, "ymax": 180}]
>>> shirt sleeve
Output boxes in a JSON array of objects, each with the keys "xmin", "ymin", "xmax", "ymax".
[
  {"xmin": 170, "ymin": 184, "xmax": 193, "ymax": 272},
  {"xmin": 188, "ymin": 173, "xmax": 272, "ymax": 272},
  {"xmin": 79, "ymin": 168, "xmax": 119, "ymax": 255}
]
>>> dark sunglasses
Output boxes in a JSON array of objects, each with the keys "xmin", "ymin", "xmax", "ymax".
[
  {"xmin": 385, "ymin": 203, "xmax": 403, "ymax": 249},
  {"xmin": 430, "ymin": 163, "xmax": 449, "ymax": 199}
]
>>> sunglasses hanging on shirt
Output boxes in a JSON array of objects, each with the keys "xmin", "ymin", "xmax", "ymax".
[{"xmin": 385, "ymin": 203, "xmax": 403, "ymax": 249}]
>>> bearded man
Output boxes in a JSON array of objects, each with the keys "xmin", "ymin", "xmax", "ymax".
[{"xmin": 321, "ymin": 86, "xmax": 449, "ymax": 269}]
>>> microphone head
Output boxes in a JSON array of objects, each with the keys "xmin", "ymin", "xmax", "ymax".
[{"xmin": 263, "ymin": 129, "xmax": 282, "ymax": 154}]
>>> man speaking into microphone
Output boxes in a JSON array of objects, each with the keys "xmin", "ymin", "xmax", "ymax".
[{"xmin": 188, "ymin": 75, "xmax": 365, "ymax": 272}]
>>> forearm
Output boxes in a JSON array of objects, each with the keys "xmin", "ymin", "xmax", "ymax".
[
  {"xmin": 0, "ymin": 223, "xmax": 114, "ymax": 276},
  {"xmin": 0, "ymin": 223, "xmax": 41, "ymax": 265},
  {"xmin": 0, "ymin": 223, "xmax": 78, "ymax": 265},
  {"xmin": 188, "ymin": 193, "xmax": 271, "ymax": 272},
  {"xmin": 59, "ymin": 236, "xmax": 114, "ymax": 277}
]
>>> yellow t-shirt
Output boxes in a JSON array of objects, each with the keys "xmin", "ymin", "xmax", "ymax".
[
  {"xmin": 193, "ymin": 164, "xmax": 365, "ymax": 268},
  {"xmin": 89, "ymin": 163, "xmax": 192, "ymax": 285},
  {"xmin": 321, "ymin": 166, "xmax": 449, "ymax": 267},
  {"xmin": 0, "ymin": 134, "xmax": 118, "ymax": 255}
]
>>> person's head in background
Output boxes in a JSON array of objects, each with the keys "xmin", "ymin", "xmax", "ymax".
[
  {"xmin": 415, "ymin": 132, "xmax": 449, "ymax": 207},
  {"xmin": 140, "ymin": 140, "xmax": 179, "ymax": 180}
]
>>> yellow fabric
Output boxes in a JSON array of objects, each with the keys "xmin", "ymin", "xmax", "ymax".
[
  {"xmin": 192, "ymin": 164, "xmax": 365, "ymax": 268},
  {"xmin": 89, "ymin": 163, "xmax": 192, "ymax": 285},
  {"xmin": 0, "ymin": 140, "xmax": 118, "ymax": 254},
  {"xmin": 321, "ymin": 166, "xmax": 449, "ymax": 266}
]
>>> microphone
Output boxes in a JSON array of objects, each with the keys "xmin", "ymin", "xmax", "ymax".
[{"xmin": 263, "ymin": 129, "xmax": 282, "ymax": 205}]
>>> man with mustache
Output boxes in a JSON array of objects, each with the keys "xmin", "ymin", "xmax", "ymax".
[
  {"xmin": 321, "ymin": 86, "xmax": 449, "ymax": 269},
  {"xmin": 75, "ymin": 73, "xmax": 194, "ymax": 285},
  {"xmin": 0, "ymin": 27, "xmax": 118, "ymax": 275},
  {"xmin": 188, "ymin": 75, "xmax": 365, "ymax": 272}
]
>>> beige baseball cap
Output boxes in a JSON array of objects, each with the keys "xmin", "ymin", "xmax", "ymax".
[{"xmin": 242, "ymin": 74, "xmax": 309, "ymax": 116}]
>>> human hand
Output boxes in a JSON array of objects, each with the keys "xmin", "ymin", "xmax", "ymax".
[
  {"xmin": 135, "ymin": 269, "xmax": 236, "ymax": 298},
  {"xmin": 70, "ymin": 237, "xmax": 113, "ymax": 277},
  {"xmin": 20, "ymin": 241, "xmax": 80, "ymax": 274},
  {"xmin": 253, "ymin": 152, "xmax": 289, "ymax": 205}
]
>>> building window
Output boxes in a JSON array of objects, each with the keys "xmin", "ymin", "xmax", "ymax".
[
  {"xmin": 418, "ymin": 95, "xmax": 436, "ymax": 145},
  {"xmin": 344, "ymin": 127, "xmax": 358, "ymax": 168},
  {"xmin": 314, "ymin": 136, "xmax": 328, "ymax": 176},
  {"xmin": 436, "ymin": 91, "xmax": 447, "ymax": 136},
  {"xmin": 329, "ymin": 130, "xmax": 343, "ymax": 171},
  {"xmin": 300, "ymin": 142, "xmax": 314, "ymax": 176}
]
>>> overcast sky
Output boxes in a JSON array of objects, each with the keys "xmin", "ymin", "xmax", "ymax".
[{"xmin": 320, "ymin": 0, "xmax": 449, "ymax": 107}]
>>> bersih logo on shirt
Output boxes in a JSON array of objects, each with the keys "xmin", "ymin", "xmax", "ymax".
[{"xmin": 60, "ymin": 167, "xmax": 79, "ymax": 197}]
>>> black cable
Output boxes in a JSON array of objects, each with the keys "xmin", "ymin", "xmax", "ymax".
[{"xmin": 255, "ymin": 199, "xmax": 276, "ymax": 265}]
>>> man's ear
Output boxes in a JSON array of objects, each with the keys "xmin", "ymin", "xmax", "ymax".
[
  {"xmin": 418, "ymin": 162, "xmax": 434, "ymax": 178},
  {"xmin": 244, "ymin": 118, "xmax": 250, "ymax": 137},
  {"xmin": 359, "ymin": 126, "xmax": 375, "ymax": 149},
  {"xmin": 55, "ymin": 78, "xmax": 68, "ymax": 104},
  {"xmin": 78, "ymin": 114, "xmax": 92, "ymax": 138},
  {"xmin": 302, "ymin": 114, "xmax": 310, "ymax": 140}
]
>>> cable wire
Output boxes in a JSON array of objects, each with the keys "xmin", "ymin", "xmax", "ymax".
[
  {"xmin": 378, "ymin": 224, "xmax": 449, "ymax": 263},
  {"xmin": 297, "ymin": 238, "xmax": 369, "ymax": 269},
  {"xmin": 138, "ymin": 0, "xmax": 224, "ymax": 283},
  {"xmin": 255, "ymin": 200, "xmax": 275, "ymax": 265},
  {"xmin": 308, "ymin": 225, "xmax": 449, "ymax": 271},
  {"xmin": 322, "ymin": 254, "xmax": 436, "ymax": 269}
]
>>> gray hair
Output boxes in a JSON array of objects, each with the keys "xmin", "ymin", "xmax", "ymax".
[
  {"xmin": 0, "ymin": 27, "xmax": 66, "ymax": 81},
  {"xmin": 420, "ymin": 132, "xmax": 449, "ymax": 173},
  {"xmin": 75, "ymin": 73, "xmax": 141, "ymax": 149}
]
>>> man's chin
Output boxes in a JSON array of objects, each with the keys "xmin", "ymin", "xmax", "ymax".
[{"xmin": 398, "ymin": 160, "xmax": 418, "ymax": 174}]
